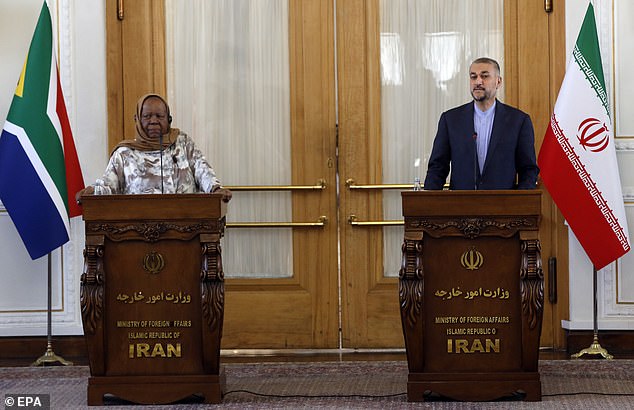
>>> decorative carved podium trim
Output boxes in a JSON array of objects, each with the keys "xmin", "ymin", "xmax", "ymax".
[
  {"xmin": 87, "ymin": 222, "xmax": 217, "ymax": 242},
  {"xmin": 201, "ymin": 241, "xmax": 224, "ymax": 332},
  {"xmin": 520, "ymin": 239, "xmax": 544, "ymax": 329},
  {"xmin": 81, "ymin": 242, "xmax": 105, "ymax": 335},
  {"xmin": 407, "ymin": 217, "xmax": 536, "ymax": 239},
  {"xmin": 399, "ymin": 238, "xmax": 424, "ymax": 328}
]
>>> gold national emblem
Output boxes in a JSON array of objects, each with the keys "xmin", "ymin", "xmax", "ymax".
[
  {"xmin": 143, "ymin": 251, "xmax": 165, "ymax": 274},
  {"xmin": 460, "ymin": 247, "xmax": 484, "ymax": 271}
]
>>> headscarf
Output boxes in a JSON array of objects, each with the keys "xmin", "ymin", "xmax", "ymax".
[{"xmin": 113, "ymin": 93, "xmax": 180, "ymax": 153}]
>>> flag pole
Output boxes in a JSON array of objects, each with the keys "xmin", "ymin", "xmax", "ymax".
[
  {"xmin": 32, "ymin": 252, "xmax": 72, "ymax": 366},
  {"xmin": 571, "ymin": 265, "xmax": 613, "ymax": 359}
]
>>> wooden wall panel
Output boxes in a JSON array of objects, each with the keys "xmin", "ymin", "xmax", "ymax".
[{"xmin": 105, "ymin": 0, "xmax": 166, "ymax": 152}]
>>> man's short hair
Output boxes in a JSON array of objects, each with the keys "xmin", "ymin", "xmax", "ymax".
[{"xmin": 471, "ymin": 57, "xmax": 500, "ymax": 76}]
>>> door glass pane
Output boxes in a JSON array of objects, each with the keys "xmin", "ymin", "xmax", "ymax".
[
  {"xmin": 165, "ymin": 0, "xmax": 292, "ymax": 278},
  {"xmin": 380, "ymin": 0, "xmax": 504, "ymax": 277}
]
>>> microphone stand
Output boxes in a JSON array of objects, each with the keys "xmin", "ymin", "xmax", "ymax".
[
  {"xmin": 473, "ymin": 133, "xmax": 478, "ymax": 190},
  {"xmin": 159, "ymin": 133, "xmax": 164, "ymax": 194}
]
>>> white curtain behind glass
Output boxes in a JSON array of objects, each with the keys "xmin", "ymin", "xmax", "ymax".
[
  {"xmin": 165, "ymin": 0, "xmax": 293, "ymax": 278},
  {"xmin": 380, "ymin": 0, "xmax": 504, "ymax": 277}
]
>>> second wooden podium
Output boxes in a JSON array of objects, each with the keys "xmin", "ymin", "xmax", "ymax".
[
  {"xmin": 80, "ymin": 194, "xmax": 226, "ymax": 405},
  {"xmin": 400, "ymin": 190, "xmax": 543, "ymax": 401}
]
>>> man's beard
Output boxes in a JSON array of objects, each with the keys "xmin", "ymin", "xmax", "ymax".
[{"xmin": 471, "ymin": 89, "xmax": 487, "ymax": 102}]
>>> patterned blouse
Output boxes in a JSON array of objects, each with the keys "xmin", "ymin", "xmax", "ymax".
[{"xmin": 93, "ymin": 133, "xmax": 221, "ymax": 194}]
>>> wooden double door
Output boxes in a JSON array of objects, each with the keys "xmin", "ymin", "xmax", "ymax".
[{"xmin": 106, "ymin": 0, "xmax": 567, "ymax": 350}]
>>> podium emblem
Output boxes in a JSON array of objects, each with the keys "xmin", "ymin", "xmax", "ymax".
[
  {"xmin": 143, "ymin": 251, "xmax": 165, "ymax": 274},
  {"xmin": 460, "ymin": 247, "xmax": 483, "ymax": 270}
]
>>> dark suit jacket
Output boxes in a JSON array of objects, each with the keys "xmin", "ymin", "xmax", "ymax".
[{"xmin": 423, "ymin": 100, "xmax": 539, "ymax": 190}]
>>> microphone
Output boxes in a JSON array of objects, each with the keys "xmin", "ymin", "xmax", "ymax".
[{"xmin": 473, "ymin": 132, "xmax": 478, "ymax": 190}]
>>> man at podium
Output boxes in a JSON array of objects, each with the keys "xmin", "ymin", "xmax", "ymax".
[
  {"xmin": 77, "ymin": 93, "xmax": 231, "ymax": 201},
  {"xmin": 423, "ymin": 57, "xmax": 539, "ymax": 190}
]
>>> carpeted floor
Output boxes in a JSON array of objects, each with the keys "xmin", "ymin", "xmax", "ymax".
[{"xmin": 1, "ymin": 360, "xmax": 634, "ymax": 409}]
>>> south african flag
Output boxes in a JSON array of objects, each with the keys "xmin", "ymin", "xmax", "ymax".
[{"xmin": 0, "ymin": 2, "xmax": 84, "ymax": 260}]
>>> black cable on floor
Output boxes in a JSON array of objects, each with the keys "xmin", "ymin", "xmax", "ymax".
[
  {"xmin": 543, "ymin": 392, "xmax": 634, "ymax": 397},
  {"xmin": 223, "ymin": 390, "xmax": 634, "ymax": 400},
  {"xmin": 224, "ymin": 389, "xmax": 407, "ymax": 399}
]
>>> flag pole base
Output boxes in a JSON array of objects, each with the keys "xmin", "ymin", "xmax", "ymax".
[
  {"xmin": 31, "ymin": 253, "xmax": 73, "ymax": 367},
  {"xmin": 31, "ymin": 342, "xmax": 73, "ymax": 366},
  {"xmin": 571, "ymin": 334, "xmax": 613, "ymax": 360}
]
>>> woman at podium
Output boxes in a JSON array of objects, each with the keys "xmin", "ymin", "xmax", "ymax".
[{"xmin": 77, "ymin": 93, "xmax": 231, "ymax": 201}]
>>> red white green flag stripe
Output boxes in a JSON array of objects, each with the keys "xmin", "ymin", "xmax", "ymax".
[
  {"xmin": 0, "ymin": 2, "xmax": 84, "ymax": 260},
  {"xmin": 538, "ymin": 3, "xmax": 630, "ymax": 269}
]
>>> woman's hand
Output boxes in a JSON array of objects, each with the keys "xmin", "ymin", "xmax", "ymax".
[
  {"xmin": 75, "ymin": 186, "xmax": 95, "ymax": 204},
  {"xmin": 214, "ymin": 187, "xmax": 232, "ymax": 202}
]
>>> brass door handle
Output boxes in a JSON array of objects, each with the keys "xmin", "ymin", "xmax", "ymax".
[
  {"xmin": 347, "ymin": 215, "xmax": 403, "ymax": 226},
  {"xmin": 346, "ymin": 178, "xmax": 450, "ymax": 190},
  {"xmin": 224, "ymin": 179, "xmax": 326, "ymax": 191},
  {"xmin": 227, "ymin": 216, "xmax": 328, "ymax": 228},
  {"xmin": 346, "ymin": 179, "xmax": 412, "ymax": 190},
  {"xmin": 117, "ymin": 0, "xmax": 124, "ymax": 20}
]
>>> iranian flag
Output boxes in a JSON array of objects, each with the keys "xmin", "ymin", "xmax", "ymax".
[
  {"xmin": 538, "ymin": 3, "xmax": 630, "ymax": 270},
  {"xmin": 0, "ymin": 2, "xmax": 84, "ymax": 260}
]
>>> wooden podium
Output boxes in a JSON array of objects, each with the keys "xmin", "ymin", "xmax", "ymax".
[
  {"xmin": 80, "ymin": 194, "xmax": 226, "ymax": 405},
  {"xmin": 400, "ymin": 190, "xmax": 543, "ymax": 401}
]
